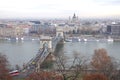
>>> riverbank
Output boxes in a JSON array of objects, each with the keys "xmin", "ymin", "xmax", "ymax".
[
  {"xmin": 65, "ymin": 34, "xmax": 120, "ymax": 42},
  {"xmin": 114, "ymin": 39, "xmax": 120, "ymax": 42},
  {"xmin": 0, "ymin": 36, "xmax": 40, "ymax": 41}
]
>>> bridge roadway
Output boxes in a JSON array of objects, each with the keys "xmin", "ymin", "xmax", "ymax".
[{"xmin": 21, "ymin": 36, "xmax": 63, "ymax": 74}]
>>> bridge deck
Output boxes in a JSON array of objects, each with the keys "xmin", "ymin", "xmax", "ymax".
[{"xmin": 22, "ymin": 36, "xmax": 63, "ymax": 72}]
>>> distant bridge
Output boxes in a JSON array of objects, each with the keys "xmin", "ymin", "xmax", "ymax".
[{"xmin": 21, "ymin": 27, "xmax": 64, "ymax": 74}]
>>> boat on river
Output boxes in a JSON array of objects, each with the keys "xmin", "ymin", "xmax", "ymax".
[
  {"xmin": 65, "ymin": 38, "xmax": 72, "ymax": 42},
  {"xmin": 65, "ymin": 37, "xmax": 114, "ymax": 42},
  {"xmin": 5, "ymin": 36, "xmax": 40, "ymax": 41}
]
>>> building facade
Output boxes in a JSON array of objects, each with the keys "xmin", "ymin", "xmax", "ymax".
[{"xmin": 107, "ymin": 24, "xmax": 120, "ymax": 35}]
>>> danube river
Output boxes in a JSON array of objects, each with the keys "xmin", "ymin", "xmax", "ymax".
[{"xmin": 0, "ymin": 40, "xmax": 120, "ymax": 67}]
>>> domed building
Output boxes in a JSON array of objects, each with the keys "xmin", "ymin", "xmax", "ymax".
[{"xmin": 72, "ymin": 13, "xmax": 78, "ymax": 23}]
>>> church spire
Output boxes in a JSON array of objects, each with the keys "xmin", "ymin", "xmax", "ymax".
[
  {"xmin": 72, "ymin": 13, "xmax": 77, "ymax": 22},
  {"xmin": 73, "ymin": 13, "xmax": 76, "ymax": 18}
]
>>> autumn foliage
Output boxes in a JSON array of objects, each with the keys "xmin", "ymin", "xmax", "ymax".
[
  {"xmin": 0, "ymin": 53, "xmax": 12, "ymax": 80},
  {"xmin": 83, "ymin": 74, "xmax": 108, "ymax": 80},
  {"xmin": 26, "ymin": 71, "xmax": 63, "ymax": 80},
  {"xmin": 90, "ymin": 48, "xmax": 119, "ymax": 80},
  {"xmin": 91, "ymin": 48, "xmax": 112, "ymax": 70}
]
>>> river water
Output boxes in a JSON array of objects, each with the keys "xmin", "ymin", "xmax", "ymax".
[{"xmin": 0, "ymin": 40, "xmax": 120, "ymax": 67}]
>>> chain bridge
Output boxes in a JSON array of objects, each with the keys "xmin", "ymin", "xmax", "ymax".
[{"xmin": 21, "ymin": 27, "xmax": 64, "ymax": 74}]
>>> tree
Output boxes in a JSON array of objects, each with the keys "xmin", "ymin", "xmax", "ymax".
[
  {"xmin": 55, "ymin": 51, "xmax": 88, "ymax": 80},
  {"xmin": 0, "ymin": 53, "xmax": 12, "ymax": 80},
  {"xmin": 40, "ymin": 59, "xmax": 54, "ymax": 69},
  {"xmin": 83, "ymin": 73, "xmax": 108, "ymax": 80},
  {"xmin": 90, "ymin": 48, "xmax": 119, "ymax": 79},
  {"xmin": 15, "ymin": 64, "xmax": 20, "ymax": 70},
  {"xmin": 91, "ymin": 48, "xmax": 111, "ymax": 70},
  {"xmin": 26, "ymin": 71, "xmax": 63, "ymax": 80}
]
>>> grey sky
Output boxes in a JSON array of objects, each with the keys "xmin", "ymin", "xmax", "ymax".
[{"xmin": 0, "ymin": 0, "xmax": 120, "ymax": 19}]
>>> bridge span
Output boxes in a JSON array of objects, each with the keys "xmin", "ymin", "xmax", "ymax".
[{"xmin": 21, "ymin": 27, "xmax": 64, "ymax": 74}]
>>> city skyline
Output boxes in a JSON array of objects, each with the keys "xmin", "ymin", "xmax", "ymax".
[{"xmin": 0, "ymin": 0, "xmax": 120, "ymax": 19}]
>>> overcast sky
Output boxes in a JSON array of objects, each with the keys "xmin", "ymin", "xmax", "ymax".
[{"xmin": 0, "ymin": 0, "xmax": 120, "ymax": 19}]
